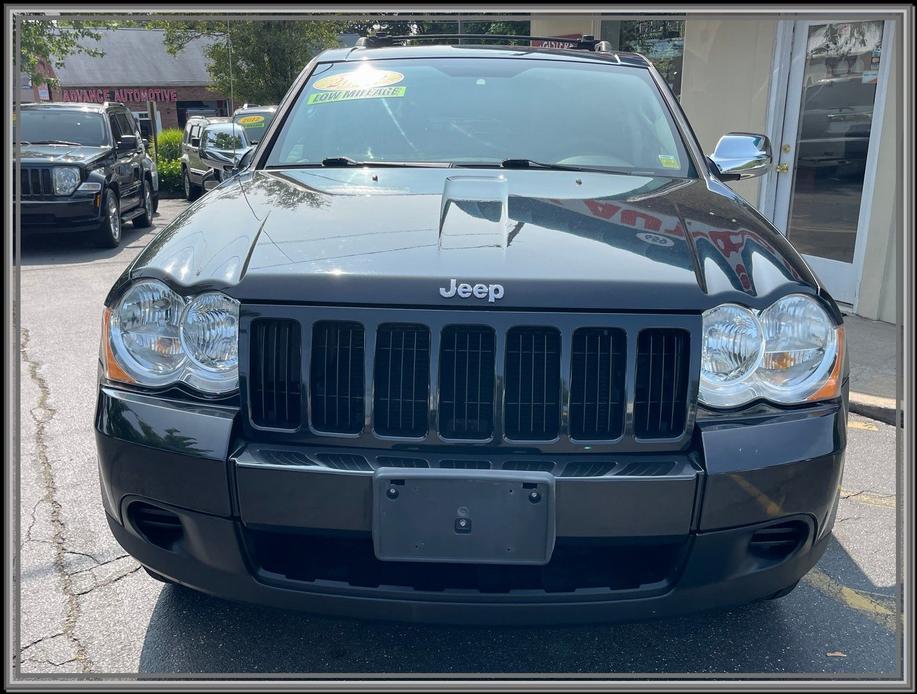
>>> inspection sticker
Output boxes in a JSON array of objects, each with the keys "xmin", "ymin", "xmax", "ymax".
[
  {"xmin": 307, "ymin": 86, "xmax": 406, "ymax": 105},
  {"xmin": 658, "ymin": 154, "xmax": 680, "ymax": 169}
]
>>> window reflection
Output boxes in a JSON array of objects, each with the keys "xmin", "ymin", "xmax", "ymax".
[{"xmin": 787, "ymin": 21, "xmax": 883, "ymax": 262}]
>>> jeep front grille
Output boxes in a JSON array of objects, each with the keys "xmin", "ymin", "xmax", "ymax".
[
  {"xmin": 504, "ymin": 327, "xmax": 561, "ymax": 440},
  {"xmin": 438, "ymin": 325, "xmax": 496, "ymax": 439},
  {"xmin": 249, "ymin": 318, "xmax": 302, "ymax": 429},
  {"xmin": 634, "ymin": 329, "xmax": 690, "ymax": 439},
  {"xmin": 373, "ymin": 324, "xmax": 430, "ymax": 437},
  {"xmin": 569, "ymin": 328, "xmax": 627, "ymax": 440},
  {"xmin": 243, "ymin": 307, "xmax": 698, "ymax": 449},
  {"xmin": 310, "ymin": 321, "xmax": 364, "ymax": 433},
  {"xmin": 19, "ymin": 167, "xmax": 54, "ymax": 197}
]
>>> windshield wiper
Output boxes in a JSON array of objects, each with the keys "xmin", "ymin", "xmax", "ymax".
[
  {"xmin": 26, "ymin": 140, "xmax": 83, "ymax": 146},
  {"xmin": 456, "ymin": 159, "xmax": 636, "ymax": 175}
]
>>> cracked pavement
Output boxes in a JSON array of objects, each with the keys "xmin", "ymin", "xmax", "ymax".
[{"xmin": 15, "ymin": 199, "xmax": 901, "ymax": 677}]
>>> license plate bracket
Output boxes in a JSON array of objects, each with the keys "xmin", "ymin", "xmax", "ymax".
[{"xmin": 372, "ymin": 469, "xmax": 556, "ymax": 565}]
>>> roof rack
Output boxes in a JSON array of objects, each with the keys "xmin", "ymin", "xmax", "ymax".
[{"xmin": 356, "ymin": 33, "xmax": 602, "ymax": 51}]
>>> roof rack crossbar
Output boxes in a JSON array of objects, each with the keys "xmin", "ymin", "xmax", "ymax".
[{"xmin": 357, "ymin": 33, "xmax": 599, "ymax": 50}]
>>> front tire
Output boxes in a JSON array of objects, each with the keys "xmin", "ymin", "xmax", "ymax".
[
  {"xmin": 93, "ymin": 189, "xmax": 122, "ymax": 248},
  {"xmin": 183, "ymin": 168, "xmax": 200, "ymax": 201},
  {"xmin": 133, "ymin": 180, "xmax": 154, "ymax": 228}
]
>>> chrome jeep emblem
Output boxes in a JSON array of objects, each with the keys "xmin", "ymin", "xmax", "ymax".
[{"xmin": 439, "ymin": 279, "xmax": 504, "ymax": 303}]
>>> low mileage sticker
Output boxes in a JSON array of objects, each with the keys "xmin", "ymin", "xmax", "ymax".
[{"xmin": 307, "ymin": 85, "xmax": 406, "ymax": 105}]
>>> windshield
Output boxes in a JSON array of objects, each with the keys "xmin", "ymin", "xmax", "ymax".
[
  {"xmin": 205, "ymin": 123, "xmax": 248, "ymax": 150},
  {"xmin": 20, "ymin": 109, "xmax": 108, "ymax": 146},
  {"xmin": 266, "ymin": 58, "xmax": 691, "ymax": 176},
  {"xmin": 233, "ymin": 110, "xmax": 275, "ymax": 143}
]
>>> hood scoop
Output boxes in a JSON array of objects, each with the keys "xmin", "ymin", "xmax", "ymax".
[{"xmin": 438, "ymin": 175, "xmax": 511, "ymax": 249}]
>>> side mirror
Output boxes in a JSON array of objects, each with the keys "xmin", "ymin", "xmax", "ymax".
[
  {"xmin": 189, "ymin": 137, "xmax": 201, "ymax": 148},
  {"xmin": 142, "ymin": 138, "xmax": 150, "ymax": 150},
  {"xmin": 233, "ymin": 145, "xmax": 256, "ymax": 174},
  {"xmin": 201, "ymin": 168, "xmax": 219, "ymax": 191},
  {"xmin": 118, "ymin": 135, "xmax": 138, "ymax": 152},
  {"xmin": 709, "ymin": 133, "xmax": 772, "ymax": 180}
]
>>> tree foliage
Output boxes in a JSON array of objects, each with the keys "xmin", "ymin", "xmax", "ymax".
[
  {"xmin": 153, "ymin": 19, "xmax": 344, "ymax": 105},
  {"xmin": 16, "ymin": 18, "xmax": 110, "ymax": 86}
]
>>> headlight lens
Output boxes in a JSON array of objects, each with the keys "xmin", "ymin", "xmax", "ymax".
[
  {"xmin": 758, "ymin": 295, "xmax": 838, "ymax": 402},
  {"xmin": 105, "ymin": 281, "xmax": 239, "ymax": 394},
  {"xmin": 52, "ymin": 166, "xmax": 81, "ymax": 195},
  {"xmin": 180, "ymin": 293, "xmax": 240, "ymax": 393},
  {"xmin": 110, "ymin": 280, "xmax": 186, "ymax": 381},
  {"xmin": 699, "ymin": 295, "xmax": 843, "ymax": 408}
]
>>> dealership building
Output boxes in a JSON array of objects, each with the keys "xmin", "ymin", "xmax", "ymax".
[
  {"xmin": 19, "ymin": 16, "xmax": 899, "ymax": 323},
  {"xmin": 27, "ymin": 28, "xmax": 233, "ymax": 135}
]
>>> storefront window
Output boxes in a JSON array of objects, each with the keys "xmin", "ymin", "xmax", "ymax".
[{"xmin": 600, "ymin": 19, "xmax": 685, "ymax": 98}]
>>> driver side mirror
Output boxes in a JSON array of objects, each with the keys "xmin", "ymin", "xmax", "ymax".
[
  {"xmin": 233, "ymin": 145, "xmax": 256, "ymax": 174},
  {"xmin": 118, "ymin": 135, "xmax": 138, "ymax": 153},
  {"xmin": 189, "ymin": 137, "xmax": 201, "ymax": 148},
  {"xmin": 709, "ymin": 133, "xmax": 772, "ymax": 181}
]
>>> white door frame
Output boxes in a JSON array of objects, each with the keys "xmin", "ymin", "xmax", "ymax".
[{"xmin": 761, "ymin": 18, "xmax": 895, "ymax": 306}]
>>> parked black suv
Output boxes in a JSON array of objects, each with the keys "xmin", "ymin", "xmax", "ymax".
[
  {"xmin": 18, "ymin": 102, "xmax": 158, "ymax": 247},
  {"xmin": 96, "ymin": 37, "xmax": 848, "ymax": 624}
]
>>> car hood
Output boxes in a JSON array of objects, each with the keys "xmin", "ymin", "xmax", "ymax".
[
  {"xmin": 125, "ymin": 168, "xmax": 820, "ymax": 311},
  {"xmin": 19, "ymin": 144, "xmax": 110, "ymax": 165}
]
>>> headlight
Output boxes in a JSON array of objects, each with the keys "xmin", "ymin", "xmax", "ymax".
[
  {"xmin": 758, "ymin": 295, "xmax": 840, "ymax": 403},
  {"xmin": 180, "ymin": 292, "xmax": 240, "ymax": 393},
  {"xmin": 103, "ymin": 280, "xmax": 239, "ymax": 395},
  {"xmin": 699, "ymin": 304, "xmax": 764, "ymax": 407},
  {"xmin": 52, "ymin": 166, "xmax": 81, "ymax": 195},
  {"xmin": 699, "ymin": 295, "xmax": 843, "ymax": 408}
]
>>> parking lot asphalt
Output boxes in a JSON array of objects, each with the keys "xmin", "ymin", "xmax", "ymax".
[{"xmin": 16, "ymin": 198, "xmax": 901, "ymax": 677}]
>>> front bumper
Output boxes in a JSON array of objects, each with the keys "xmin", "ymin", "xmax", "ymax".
[
  {"xmin": 95, "ymin": 386, "xmax": 846, "ymax": 624},
  {"xmin": 20, "ymin": 196, "xmax": 103, "ymax": 232}
]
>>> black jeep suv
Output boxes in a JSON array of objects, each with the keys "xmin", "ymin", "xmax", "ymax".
[
  {"xmin": 17, "ymin": 102, "xmax": 158, "ymax": 248},
  {"xmin": 96, "ymin": 37, "xmax": 848, "ymax": 624}
]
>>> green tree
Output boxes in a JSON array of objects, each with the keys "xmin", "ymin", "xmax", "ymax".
[
  {"xmin": 16, "ymin": 17, "xmax": 108, "ymax": 86},
  {"xmin": 155, "ymin": 20, "xmax": 344, "ymax": 105}
]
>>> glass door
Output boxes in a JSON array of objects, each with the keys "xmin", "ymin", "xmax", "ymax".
[{"xmin": 772, "ymin": 19, "xmax": 893, "ymax": 303}]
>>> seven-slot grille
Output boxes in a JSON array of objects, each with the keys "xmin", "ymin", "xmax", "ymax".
[
  {"xmin": 249, "ymin": 319, "xmax": 302, "ymax": 429},
  {"xmin": 439, "ymin": 326, "xmax": 496, "ymax": 439},
  {"xmin": 634, "ymin": 329, "xmax": 690, "ymax": 439},
  {"xmin": 569, "ymin": 328, "xmax": 626, "ymax": 440},
  {"xmin": 310, "ymin": 321, "xmax": 365, "ymax": 433},
  {"xmin": 247, "ymin": 316, "xmax": 693, "ymax": 443},
  {"xmin": 19, "ymin": 167, "xmax": 54, "ymax": 197},
  {"xmin": 504, "ymin": 327, "xmax": 561, "ymax": 440},
  {"xmin": 373, "ymin": 324, "xmax": 430, "ymax": 437}
]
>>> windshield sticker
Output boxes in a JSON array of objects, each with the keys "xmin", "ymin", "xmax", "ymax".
[
  {"xmin": 313, "ymin": 69, "xmax": 404, "ymax": 91},
  {"xmin": 658, "ymin": 154, "xmax": 680, "ymax": 169},
  {"xmin": 307, "ymin": 86, "xmax": 406, "ymax": 105},
  {"xmin": 237, "ymin": 115, "xmax": 266, "ymax": 127}
]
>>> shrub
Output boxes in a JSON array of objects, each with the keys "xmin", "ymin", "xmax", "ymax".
[
  {"xmin": 154, "ymin": 128, "xmax": 184, "ymax": 161},
  {"xmin": 156, "ymin": 159, "xmax": 183, "ymax": 195}
]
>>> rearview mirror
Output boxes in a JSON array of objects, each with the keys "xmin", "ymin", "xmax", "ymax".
[{"xmin": 709, "ymin": 133, "xmax": 772, "ymax": 180}]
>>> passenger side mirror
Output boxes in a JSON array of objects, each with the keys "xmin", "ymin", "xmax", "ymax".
[
  {"xmin": 709, "ymin": 133, "xmax": 772, "ymax": 180},
  {"xmin": 118, "ymin": 135, "xmax": 138, "ymax": 153},
  {"xmin": 189, "ymin": 137, "xmax": 201, "ymax": 148}
]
